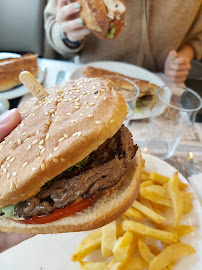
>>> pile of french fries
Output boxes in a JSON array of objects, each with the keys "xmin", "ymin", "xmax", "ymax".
[{"xmin": 72, "ymin": 166, "xmax": 196, "ymax": 270}]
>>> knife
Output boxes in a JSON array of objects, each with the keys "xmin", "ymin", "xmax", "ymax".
[{"xmin": 186, "ymin": 152, "xmax": 197, "ymax": 178}]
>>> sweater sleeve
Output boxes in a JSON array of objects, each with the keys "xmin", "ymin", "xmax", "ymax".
[
  {"xmin": 44, "ymin": 0, "xmax": 84, "ymax": 58},
  {"xmin": 184, "ymin": 4, "xmax": 202, "ymax": 60}
]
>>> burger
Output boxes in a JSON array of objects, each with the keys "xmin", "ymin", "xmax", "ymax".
[
  {"xmin": 83, "ymin": 66, "xmax": 158, "ymax": 110},
  {"xmin": 78, "ymin": 0, "xmax": 126, "ymax": 39},
  {"xmin": 0, "ymin": 78, "xmax": 142, "ymax": 234}
]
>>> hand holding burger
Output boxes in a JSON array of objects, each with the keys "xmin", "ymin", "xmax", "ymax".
[{"xmin": 56, "ymin": 0, "xmax": 126, "ymax": 43}]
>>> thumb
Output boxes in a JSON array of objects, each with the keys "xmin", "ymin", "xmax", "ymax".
[
  {"xmin": 0, "ymin": 109, "xmax": 21, "ymax": 142},
  {"xmin": 168, "ymin": 50, "xmax": 178, "ymax": 62}
]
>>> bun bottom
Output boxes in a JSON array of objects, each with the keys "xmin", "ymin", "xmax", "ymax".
[{"xmin": 0, "ymin": 149, "xmax": 142, "ymax": 234}]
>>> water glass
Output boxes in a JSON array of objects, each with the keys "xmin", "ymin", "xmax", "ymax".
[
  {"xmin": 101, "ymin": 75, "xmax": 140, "ymax": 121},
  {"xmin": 143, "ymin": 85, "xmax": 202, "ymax": 159},
  {"xmin": 0, "ymin": 98, "xmax": 10, "ymax": 115}
]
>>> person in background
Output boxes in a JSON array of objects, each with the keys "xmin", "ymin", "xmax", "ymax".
[
  {"xmin": 44, "ymin": 0, "xmax": 202, "ymax": 84},
  {"xmin": 0, "ymin": 109, "xmax": 33, "ymax": 253}
]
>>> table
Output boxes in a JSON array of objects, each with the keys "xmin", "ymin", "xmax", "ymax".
[{"xmin": 18, "ymin": 58, "xmax": 202, "ymax": 175}]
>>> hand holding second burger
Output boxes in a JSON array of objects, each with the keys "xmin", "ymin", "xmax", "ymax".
[{"xmin": 56, "ymin": 0, "xmax": 90, "ymax": 42}]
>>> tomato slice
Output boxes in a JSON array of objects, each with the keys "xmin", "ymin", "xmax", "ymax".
[{"xmin": 15, "ymin": 198, "xmax": 93, "ymax": 225}]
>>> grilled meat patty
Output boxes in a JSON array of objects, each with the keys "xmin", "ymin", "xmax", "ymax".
[{"xmin": 14, "ymin": 125, "xmax": 137, "ymax": 218}]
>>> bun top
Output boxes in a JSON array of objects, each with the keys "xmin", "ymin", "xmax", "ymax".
[{"xmin": 0, "ymin": 78, "xmax": 127, "ymax": 207}]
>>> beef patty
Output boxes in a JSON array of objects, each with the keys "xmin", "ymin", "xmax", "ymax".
[{"xmin": 14, "ymin": 125, "xmax": 138, "ymax": 218}]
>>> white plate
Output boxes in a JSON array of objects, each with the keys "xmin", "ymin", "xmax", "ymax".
[
  {"xmin": 70, "ymin": 61, "xmax": 165, "ymax": 120},
  {"xmin": 0, "ymin": 64, "xmax": 46, "ymax": 100},
  {"xmin": 0, "ymin": 154, "xmax": 201, "ymax": 270},
  {"xmin": 0, "ymin": 52, "xmax": 20, "ymax": 59}
]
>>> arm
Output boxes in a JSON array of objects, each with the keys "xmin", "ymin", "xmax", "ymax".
[{"xmin": 44, "ymin": 0, "xmax": 90, "ymax": 58}]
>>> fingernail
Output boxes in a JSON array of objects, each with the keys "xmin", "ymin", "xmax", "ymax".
[
  {"xmin": 170, "ymin": 55, "xmax": 175, "ymax": 62},
  {"xmin": 74, "ymin": 3, "xmax": 80, "ymax": 10},
  {"xmin": 77, "ymin": 18, "xmax": 83, "ymax": 26},
  {"xmin": 0, "ymin": 109, "xmax": 17, "ymax": 125}
]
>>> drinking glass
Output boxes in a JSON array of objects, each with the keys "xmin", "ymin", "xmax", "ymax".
[
  {"xmin": 143, "ymin": 85, "xmax": 202, "ymax": 159},
  {"xmin": 101, "ymin": 75, "xmax": 140, "ymax": 121},
  {"xmin": 0, "ymin": 98, "xmax": 10, "ymax": 115}
]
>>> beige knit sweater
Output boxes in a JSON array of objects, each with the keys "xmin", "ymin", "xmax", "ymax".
[{"xmin": 44, "ymin": 0, "xmax": 202, "ymax": 72}]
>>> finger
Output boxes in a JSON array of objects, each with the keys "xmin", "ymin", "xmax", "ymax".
[
  {"xmin": 169, "ymin": 62, "xmax": 191, "ymax": 72},
  {"xmin": 168, "ymin": 50, "xmax": 178, "ymax": 62},
  {"xmin": 0, "ymin": 109, "xmax": 21, "ymax": 142},
  {"xmin": 167, "ymin": 69, "xmax": 189, "ymax": 79},
  {"xmin": 57, "ymin": 0, "xmax": 68, "ymax": 11},
  {"xmin": 174, "ymin": 57, "xmax": 190, "ymax": 65},
  {"xmin": 56, "ymin": 2, "xmax": 80, "ymax": 23},
  {"xmin": 61, "ymin": 18, "xmax": 84, "ymax": 33},
  {"xmin": 171, "ymin": 76, "xmax": 187, "ymax": 84},
  {"xmin": 67, "ymin": 28, "xmax": 91, "ymax": 42}
]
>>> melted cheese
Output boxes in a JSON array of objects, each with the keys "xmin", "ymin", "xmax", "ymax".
[{"xmin": 103, "ymin": 0, "xmax": 126, "ymax": 20}]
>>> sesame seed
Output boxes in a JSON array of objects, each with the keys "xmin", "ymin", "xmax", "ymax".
[
  {"xmin": 71, "ymin": 120, "xmax": 75, "ymax": 124},
  {"xmin": 46, "ymin": 133, "xmax": 51, "ymax": 140},
  {"xmin": 78, "ymin": 131, "xmax": 82, "ymax": 137},
  {"xmin": 64, "ymin": 134, "xmax": 68, "ymax": 139},
  {"xmin": 20, "ymin": 123, "xmax": 25, "ymax": 128},
  {"xmin": 67, "ymin": 113, "xmax": 72, "ymax": 116},
  {"xmin": 41, "ymin": 162, "xmax": 46, "ymax": 171},
  {"xmin": 10, "ymin": 182, "xmax": 15, "ymax": 190},
  {"xmin": 93, "ymin": 86, "xmax": 96, "ymax": 90},
  {"xmin": 60, "ymin": 158, "xmax": 65, "ymax": 162},
  {"xmin": 32, "ymin": 167, "xmax": 36, "ymax": 172},
  {"xmin": 45, "ymin": 112, "xmax": 49, "ymax": 116},
  {"xmin": 77, "ymin": 90, "xmax": 80, "ymax": 93},
  {"xmin": 59, "ymin": 137, "xmax": 65, "ymax": 143},
  {"xmin": 7, "ymin": 173, "xmax": 11, "ymax": 179},
  {"xmin": 39, "ymin": 139, "xmax": 45, "ymax": 145},
  {"xmin": 110, "ymin": 119, "xmax": 115, "ymax": 124},
  {"xmin": 46, "ymin": 120, "xmax": 51, "ymax": 125},
  {"xmin": 7, "ymin": 164, "xmax": 11, "ymax": 168},
  {"xmin": 27, "ymin": 144, "xmax": 32, "ymax": 150},
  {"xmin": 22, "ymin": 162, "xmax": 29, "ymax": 168},
  {"xmin": 39, "ymin": 145, "xmax": 44, "ymax": 150},
  {"xmin": 79, "ymin": 113, "xmax": 84, "ymax": 117},
  {"xmin": 86, "ymin": 106, "xmax": 90, "ymax": 110},
  {"xmin": 49, "ymin": 154, "xmax": 53, "ymax": 159},
  {"xmin": 6, "ymin": 156, "xmax": 11, "ymax": 161},
  {"xmin": 83, "ymin": 101, "xmax": 88, "ymax": 105},
  {"xmin": 51, "ymin": 113, "xmax": 55, "ymax": 117},
  {"xmin": 90, "ymin": 103, "xmax": 95, "ymax": 106},
  {"xmin": 12, "ymin": 172, "xmax": 17, "ymax": 176},
  {"xmin": 24, "ymin": 138, "xmax": 30, "ymax": 143},
  {"xmin": 3, "ymin": 168, "xmax": 7, "ymax": 173},
  {"xmin": 36, "ymin": 130, "xmax": 40, "ymax": 135},
  {"xmin": 10, "ymin": 157, "xmax": 15, "ymax": 163},
  {"xmin": 53, "ymin": 147, "xmax": 59, "ymax": 151},
  {"xmin": 32, "ymin": 139, "xmax": 39, "ymax": 145},
  {"xmin": 49, "ymin": 109, "xmax": 55, "ymax": 113},
  {"xmin": 103, "ymin": 96, "xmax": 107, "ymax": 100},
  {"xmin": 75, "ymin": 106, "xmax": 80, "ymax": 110},
  {"xmin": 87, "ymin": 114, "xmax": 93, "ymax": 118},
  {"xmin": 18, "ymin": 139, "xmax": 22, "ymax": 145},
  {"xmin": 72, "ymin": 132, "xmax": 78, "ymax": 137},
  {"xmin": 94, "ymin": 96, "xmax": 99, "ymax": 100},
  {"xmin": 87, "ymin": 93, "xmax": 91, "ymax": 95},
  {"xmin": 96, "ymin": 121, "xmax": 102, "ymax": 125},
  {"xmin": 40, "ymin": 148, "xmax": 46, "ymax": 154},
  {"xmin": 83, "ymin": 92, "xmax": 86, "ymax": 95},
  {"xmin": 52, "ymin": 157, "xmax": 59, "ymax": 163},
  {"xmin": 23, "ymin": 132, "xmax": 27, "ymax": 136}
]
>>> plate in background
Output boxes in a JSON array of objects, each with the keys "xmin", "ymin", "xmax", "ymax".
[
  {"xmin": 0, "ymin": 64, "xmax": 46, "ymax": 100},
  {"xmin": 70, "ymin": 61, "xmax": 165, "ymax": 120}
]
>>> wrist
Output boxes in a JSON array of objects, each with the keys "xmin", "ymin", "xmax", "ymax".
[{"xmin": 60, "ymin": 30, "xmax": 83, "ymax": 49}]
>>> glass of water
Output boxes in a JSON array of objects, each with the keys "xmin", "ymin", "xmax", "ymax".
[
  {"xmin": 143, "ymin": 85, "xmax": 202, "ymax": 159},
  {"xmin": 101, "ymin": 75, "xmax": 139, "ymax": 121},
  {"xmin": 0, "ymin": 98, "xmax": 10, "ymax": 115}
]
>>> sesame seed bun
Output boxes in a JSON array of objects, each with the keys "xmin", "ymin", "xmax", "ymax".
[
  {"xmin": 0, "ymin": 78, "xmax": 127, "ymax": 208},
  {"xmin": 0, "ymin": 148, "xmax": 142, "ymax": 234}
]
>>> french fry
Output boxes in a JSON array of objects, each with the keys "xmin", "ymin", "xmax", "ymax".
[
  {"xmin": 101, "ymin": 221, "xmax": 116, "ymax": 257},
  {"xmin": 140, "ymin": 180, "xmax": 154, "ymax": 187},
  {"xmin": 145, "ymin": 185, "xmax": 170, "ymax": 199},
  {"xmin": 182, "ymin": 192, "xmax": 194, "ymax": 214},
  {"xmin": 149, "ymin": 243, "xmax": 196, "ymax": 270},
  {"xmin": 149, "ymin": 172, "xmax": 169, "ymax": 184},
  {"xmin": 124, "ymin": 256, "xmax": 148, "ymax": 270},
  {"xmin": 147, "ymin": 245, "xmax": 162, "ymax": 256},
  {"xmin": 79, "ymin": 261, "xmax": 108, "ymax": 270},
  {"xmin": 122, "ymin": 220, "xmax": 177, "ymax": 244},
  {"xmin": 150, "ymin": 201, "xmax": 169, "ymax": 214},
  {"xmin": 72, "ymin": 230, "xmax": 101, "ymax": 261},
  {"xmin": 116, "ymin": 223, "xmax": 124, "ymax": 238},
  {"xmin": 112, "ymin": 231, "xmax": 134, "ymax": 261},
  {"xmin": 138, "ymin": 238, "xmax": 155, "ymax": 263},
  {"xmin": 140, "ymin": 187, "xmax": 172, "ymax": 207},
  {"xmin": 167, "ymin": 172, "xmax": 183, "ymax": 226},
  {"xmin": 141, "ymin": 173, "xmax": 150, "ymax": 181},
  {"xmin": 138, "ymin": 196, "xmax": 153, "ymax": 210},
  {"xmin": 132, "ymin": 200, "xmax": 166, "ymax": 224},
  {"xmin": 157, "ymin": 224, "xmax": 195, "ymax": 238},
  {"xmin": 124, "ymin": 207, "xmax": 142, "ymax": 220}
]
